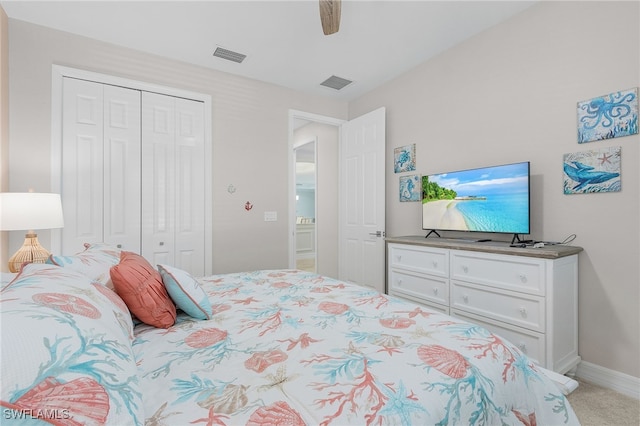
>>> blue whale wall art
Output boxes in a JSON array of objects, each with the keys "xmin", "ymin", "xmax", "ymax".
[{"xmin": 563, "ymin": 147, "xmax": 621, "ymax": 194}]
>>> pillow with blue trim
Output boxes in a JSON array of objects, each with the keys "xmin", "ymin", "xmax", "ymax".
[{"xmin": 157, "ymin": 264, "xmax": 212, "ymax": 320}]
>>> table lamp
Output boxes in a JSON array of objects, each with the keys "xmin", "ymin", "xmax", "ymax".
[{"xmin": 0, "ymin": 192, "xmax": 64, "ymax": 272}]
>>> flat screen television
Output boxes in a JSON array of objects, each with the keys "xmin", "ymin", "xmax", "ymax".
[{"xmin": 422, "ymin": 161, "xmax": 530, "ymax": 239}]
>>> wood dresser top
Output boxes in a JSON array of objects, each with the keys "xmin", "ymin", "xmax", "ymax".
[{"xmin": 385, "ymin": 235, "xmax": 583, "ymax": 259}]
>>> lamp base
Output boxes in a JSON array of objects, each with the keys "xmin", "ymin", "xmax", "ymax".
[{"xmin": 8, "ymin": 233, "xmax": 51, "ymax": 273}]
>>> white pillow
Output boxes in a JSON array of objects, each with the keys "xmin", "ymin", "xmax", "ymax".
[{"xmin": 158, "ymin": 264, "xmax": 213, "ymax": 320}]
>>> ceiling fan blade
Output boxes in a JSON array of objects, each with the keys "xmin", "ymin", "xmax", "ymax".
[{"xmin": 319, "ymin": 0, "xmax": 341, "ymax": 35}]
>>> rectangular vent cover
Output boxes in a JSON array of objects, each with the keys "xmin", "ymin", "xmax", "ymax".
[
  {"xmin": 320, "ymin": 75, "xmax": 353, "ymax": 90},
  {"xmin": 213, "ymin": 47, "xmax": 246, "ymax": 63}
]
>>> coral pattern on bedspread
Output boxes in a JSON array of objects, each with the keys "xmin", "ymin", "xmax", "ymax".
[
  {"xmin": 133, "ymin": 269, "xmax": 578, "ymax": 426},
  {"xmin": 1, "ymin": 264, "xmax": 143, "ymax": 425}
]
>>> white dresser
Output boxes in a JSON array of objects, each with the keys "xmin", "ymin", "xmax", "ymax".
[{"xmin": 386, "ymin": 236, "xmax": 582, "ymax": 374}]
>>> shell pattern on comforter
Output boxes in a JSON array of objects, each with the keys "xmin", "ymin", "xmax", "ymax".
[{"xmin": 133, "ymin": 269, "xmax": 579, "ymax": 426}]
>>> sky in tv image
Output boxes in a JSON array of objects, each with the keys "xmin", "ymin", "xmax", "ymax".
[
  {"xmin": 422, "ymin": 162, "xmax": 529, "ymax": 233},
  {"xmin": 429, "ymin": 163, "xmax": 529, "ymax": 197}
]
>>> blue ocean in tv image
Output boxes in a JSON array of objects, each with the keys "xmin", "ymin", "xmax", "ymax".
[
  {"xmin": 455, "ymin": 193, "xmax": 529, "ymax": 233},
  {"xmin": 422, "ymin": 162, "xmax": 530, "ymax": 234}
]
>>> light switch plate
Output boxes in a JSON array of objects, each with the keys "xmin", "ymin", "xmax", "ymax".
[{"xmin": 264, "ymin": 211, "xmax": 277, "ymax": 222}]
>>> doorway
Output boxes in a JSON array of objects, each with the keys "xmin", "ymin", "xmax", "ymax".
[
  {"xmin": 294, "ymin": 139, "xmax": 316, "ymax": 272},
  {"xmin": 289, "ymin": 110, "xmax": 343, "ymax": 278}
]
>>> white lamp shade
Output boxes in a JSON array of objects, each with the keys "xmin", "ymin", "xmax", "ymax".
[{"xmin": 0, "ymin": 193, "xmax": 64, "ymax": 231}]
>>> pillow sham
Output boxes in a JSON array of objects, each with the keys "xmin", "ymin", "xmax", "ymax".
[
  {"xmin": 47, "ymin": 242, "xmax": 121, "ymax": 288},
  {"xmin": 110, "ymin": 251, "xmax": 176, "ymax": 328},
  {"xmin": 158, "ymin": 264, "xmax": 212, "ymax": 320},
  {"xmin": 0, "ymin": 263, "xmax": 143, "ymax": 425}
]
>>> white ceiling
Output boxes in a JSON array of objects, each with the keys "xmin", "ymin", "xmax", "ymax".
[{"xmin": 1, "ymin": 0, "xmax": 536, "ymax": 101}]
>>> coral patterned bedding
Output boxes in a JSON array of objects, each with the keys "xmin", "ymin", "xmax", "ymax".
[{"xmin": 133, "ymin": 269, "xmax": 579, "ymax": 425}]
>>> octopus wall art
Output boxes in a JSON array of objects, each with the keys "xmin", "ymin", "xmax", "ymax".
[{"xmin": 577, "ymin": 88, "xmax": 638, "ymax": 143}]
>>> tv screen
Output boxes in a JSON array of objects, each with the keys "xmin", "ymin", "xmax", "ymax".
[{"xmin": 422, "ymin": 161, "xmax": 530, "ymax": 235}]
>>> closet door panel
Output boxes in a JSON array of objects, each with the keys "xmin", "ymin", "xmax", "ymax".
[
  {"xmin": 61, "ymin": 78, "xmax": 104, "ymax": 254},
  {"xmin": 103, "ymin": 85, "xmax": 141, "ymax": 252},
  {"xmin": 142, "ymin": 92, "xmax": 176, "ymax": 267},
  {"xmin": 175, "ymin": 98, "xmax": 205, "ymax": 276}
]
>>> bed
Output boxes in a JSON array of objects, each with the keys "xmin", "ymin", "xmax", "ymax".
[{"xmin": 1, "ymin": 244, "xmax": 579, "ymax": 425}]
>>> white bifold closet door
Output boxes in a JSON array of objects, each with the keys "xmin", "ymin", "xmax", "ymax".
[
  {"xmin": 61, "ymin": 78, "xmax": 206, "ymax": 277},
  {"xmin": 61, "ymin": 77, "xmax": 141, "ymax": 253},
  {"xmin": 141, "ymin": 92, "xmax": 205, "ymax": 277}
]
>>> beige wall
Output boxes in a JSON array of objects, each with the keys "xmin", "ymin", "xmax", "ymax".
[
  {"xmin": 6, "ymin": 19, "xmax": 348, "ymax": 274},
  {"xmin": 0, "ymin": 5, "xmax": 8, "ymax": 267},
  {"xmin": 349, "ymin": 1, "xmax": 639, "ymax": 378},
  {"xmin": 294, "ymin": 121, "xmax": 339, "ymax": 277}
]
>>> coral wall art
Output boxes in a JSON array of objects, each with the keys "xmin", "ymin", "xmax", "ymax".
[
  {"xmin": 577, "ymin": 88, "xmax": 638, "ymax": 143},
  {"xmin": 394, "ymin": 144, "xmax": 416, "ymax": 173},
  {"xmin": 563, "ymin": 146, "xmax": 621, "ymax": 194},
  {"xmin": 399, "ymin": 175, "xmax": 421, "ymax": 202}
]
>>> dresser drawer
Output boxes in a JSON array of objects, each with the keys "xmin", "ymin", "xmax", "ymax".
[
  {"xmin": 451, "ymin": 251, "xmax": 545, "ymax": 295},
  {"xmin": 388, "ymin": 244, "xmax": 448, "ymax": 277},
  {"xmin": 452, "ymin": 309, "xmax": 545, "ymax": 366},
  {"xmin": 451, "ymin": 281, "xmax": 545, "ymax": 332},
  {"xmin": 389, "ymin": 270, "xmax": 449, "ymax": 306}
]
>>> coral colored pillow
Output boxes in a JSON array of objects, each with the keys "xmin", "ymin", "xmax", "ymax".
[{"xmin": 110, "ymin": 251, "xmax": 176, "ymax": 328}]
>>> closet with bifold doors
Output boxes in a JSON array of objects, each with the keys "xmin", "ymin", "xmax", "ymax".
[{"xmin": 60, "ymin": 76, "xmax": 206, "ymax": 277}]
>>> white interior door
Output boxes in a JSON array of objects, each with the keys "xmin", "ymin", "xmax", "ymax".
[
  {"xmin": 103, "ymin": 85, "xmax": 141, "ymax": 252},
  {"xmin": 61, "ymin": 78, "xmax": 141, "ymax": 254},
  {"xmin": 142, "ymin": 92, "xmax": 177, "ymax": 268},
  {"xmin": 61, "ymin": 78, "xmax": 104, "ymax": 253},
  {"xmin": 142, "ymin": 92, "xmax": 205, "ymax": 276},
  {"xmin": 174, "ymin": 98, "xmax": 206, "ymax": 276},
  {"xmin": 339, "ymin": 107, "xmax": 386, "ymax": 293}
]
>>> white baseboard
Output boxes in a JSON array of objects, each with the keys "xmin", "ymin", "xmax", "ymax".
[{"xmin": 575, "ymin": 361, "xmax": 640, "ymax": 400}]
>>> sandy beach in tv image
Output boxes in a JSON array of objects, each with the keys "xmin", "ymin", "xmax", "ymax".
[
  {"xmin": 422, "ymin": 162, "xmax": 530, "ymax": 233},
  {"xmin": 422, "ymin": 199, "xmax": 469, "ymax": 230}
]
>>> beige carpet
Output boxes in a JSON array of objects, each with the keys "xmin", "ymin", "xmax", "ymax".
[
  {"xmin": 567, "ymin": 379, "xmax": 639, "ymax": 425},
  {"xmin": 296, "ymin": 258, "xmax": 316, "ymax": 273}
]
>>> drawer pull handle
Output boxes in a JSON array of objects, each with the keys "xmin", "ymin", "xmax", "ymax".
[
  {"xmin": 519, "ymin": 307, "xmax": 527, "ymax": 317},
  {"xmin": 432, "ymin": 261, "xmax": 438, "ymax": 268},
  {"xmin": 396, "ymin": 279, "xmax": 403, "ymax": 286},
  {"xmin": 463, "ymin": 295, "xmax": 469, "ymax": 303},
  {"xmin": 519, "ymin": 274, "xmax": 528, "ymax": 283},
  {"xmin": 433, "ymin": 288, "xmax": 438, "ymax": 295},
  {"xmin": 462, "ymin": 265, "xmax": 469, "ymax": 273},
  {"xmin": 160, "ymin": 241, "xmax": 165, "ymax": 246},
  {"xmin": 518, "ymin": 343, "xmax": 527, "ymax": 352},
  {"xmin": 396, "ymin": 255, "xmax": 402, "ymax": 262},
  {"xmin": 116, "ymin": 244, "xmax": 122, "ymax": 248}
]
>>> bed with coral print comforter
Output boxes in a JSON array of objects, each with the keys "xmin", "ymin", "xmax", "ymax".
[{"xmin": 133, "ymin": 269, "xmax": 579, "ymax": 426}]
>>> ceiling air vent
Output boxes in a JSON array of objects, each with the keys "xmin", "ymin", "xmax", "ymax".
[
  {"xmin": 213, "ymin": 47, "xmax": 246, "ymax": 63},
  {"xmin": 320, "ymin": 75, "xmax": 353, "ymax": 90}
]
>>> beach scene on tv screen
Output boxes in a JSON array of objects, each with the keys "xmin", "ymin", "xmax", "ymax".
[{"xmin": 422, "ymin": 163, "xmax": 529, "ymax": 233}]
